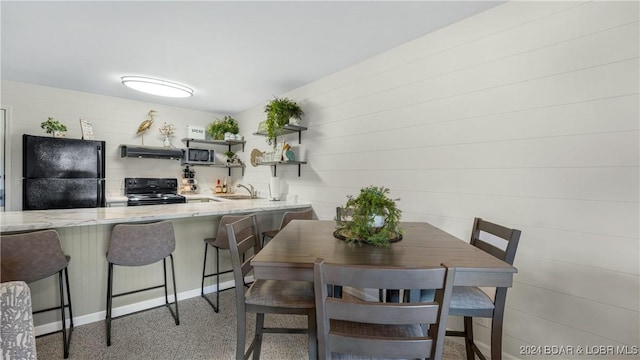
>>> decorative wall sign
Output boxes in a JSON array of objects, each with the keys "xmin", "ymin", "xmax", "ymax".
[{"xmin": 79, "ymin": 119, "xmax": 94, "ymax": 140}]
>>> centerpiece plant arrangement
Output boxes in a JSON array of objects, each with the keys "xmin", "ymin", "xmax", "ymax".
[
  {"xmin": 206, "ymin": 115, "xmax": 239, "ymax": 140},
  {"xmin": 41, "ymin": 117, "xmax": 68, "ymax": 137},
  {"xmin": 335, "ymin": 185, "xmax": 402, "ymax": 247},
  {"xmin": 263, "ymin": 96, "xmax": 304, "ymax": 147}
]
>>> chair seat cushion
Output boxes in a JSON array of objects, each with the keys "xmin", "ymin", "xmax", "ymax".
[
  {"xmin": 245, "ymin": 279, "xmax": 314, "ymax": 308},
  {"xmin": 419, "ymin": 286, "xmax": 495, "ymax": 317},
  {"xmin": 329, "ymin": 320, "xmax": 424, "ymax": 360}
]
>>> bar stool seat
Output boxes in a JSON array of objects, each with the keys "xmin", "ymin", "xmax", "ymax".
[
  {"xmin": 201, "ymin": 215, "xmax": 250, "ymax": 312},
  {"xmin": 1, "ymin": 229, "xmax": 74, "ymax": 358},
  {"xmin": 105, "ymin": 220, "xmax": 179, "ymax": 346}
]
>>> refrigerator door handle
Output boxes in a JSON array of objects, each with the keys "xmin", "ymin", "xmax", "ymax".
[
  {"xmin": 98, "ymin": 179, "xmax": 104, "ymax": 208},
  {"xmin": 97, "ymin": 145, "xmax": 103, "ymax": 177}
]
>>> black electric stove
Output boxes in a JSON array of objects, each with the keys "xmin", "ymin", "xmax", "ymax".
[{"xmin": 124, "ymin": 178, "xmax": 186, "ymax": 206}]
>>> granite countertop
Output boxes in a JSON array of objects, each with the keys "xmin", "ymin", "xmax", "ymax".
[{"xmin": 0, "ymin": 199, "xmax": 312, "ymax": 232}]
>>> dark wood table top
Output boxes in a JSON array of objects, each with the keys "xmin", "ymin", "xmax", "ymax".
[{"xmin": 252, "ymin": 220, "xmax": 517, "ymax": 287}]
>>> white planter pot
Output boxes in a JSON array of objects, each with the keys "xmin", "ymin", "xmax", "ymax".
[{"xmin": 371, "ymin": 215, "xmax": 385, "ymax": 228}]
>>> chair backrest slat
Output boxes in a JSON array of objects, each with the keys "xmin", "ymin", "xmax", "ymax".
[
  {"xmin": 326, "ymin": 298, "xmax": 440, "ymax": 325},
  {"xmin": 329, "ymin": 333, "xmax": 432, "ymax": 359},
  {"xmin": 322, "ymin": 265, "xmax": 446, "ymax": 290},
  {"xmin": 472, "ymin": 239, "xmax": 506, "ymax": 260}
]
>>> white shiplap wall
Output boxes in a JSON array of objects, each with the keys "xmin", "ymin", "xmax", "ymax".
[
  {"xmin": 1, "ymin": 80, "xmax": 232, "ymax": 211},
  {"xmin": 236, "ymin": 1, "xmax": 639, "ymax": 359}
]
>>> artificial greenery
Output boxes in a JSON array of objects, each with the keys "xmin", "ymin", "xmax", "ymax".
[
  {"xmin": 263, "ymin": 96, "xmax": 304, "ymax": 147},
  {"xmin": 206, "ymin": 115, "xmax": 239, "ymax": 140},
  {"xmin": 224, "ymin": 150, "xmax": 235, "ymax": 159},
  {"xmin": 336, "ymin": 185, "xmax": 402, "ymax": 247},
  {"xmin": 40, "ymin": 117, "xmax": 67, "ymax": 134}
]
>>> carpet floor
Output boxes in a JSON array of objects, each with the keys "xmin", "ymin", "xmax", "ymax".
[{"xmin": 35, "ymin": 289, "xmax": 468, "ymax": 359}]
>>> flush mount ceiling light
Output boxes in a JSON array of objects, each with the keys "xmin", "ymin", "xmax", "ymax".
[{"xmin": 121, "ymin": 76, "xmax": 194, "ymax": 98}]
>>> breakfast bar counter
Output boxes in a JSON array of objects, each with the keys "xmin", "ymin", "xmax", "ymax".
[
  {"xmin": 0, "ymin": 200, "xmax": 312, "ymax": 331},
  {"xmin": 0, "ymin": 198, "xmax": 311, "ymax": 232}
]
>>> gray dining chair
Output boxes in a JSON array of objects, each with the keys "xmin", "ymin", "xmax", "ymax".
[
  {"xmin": 227, "ymin": 214, "xmax": 317, "ymax": 360},
  {"xmin": 105, "ymin": 220, "xmax": 179, "ymax": 346},
  {"xmin": 421, "ymin": 217, "xmax": 521, "ymax": 360},
  {"xmin": 201, "ymin": 215, "xmax": 250, "ymax": 312},
  {"xmin": 260, "ymin": 207, "xmax": 314, "ymax": 246},
  {"xmin": 314, "ymin": 258, "xmax": 456, "ymax": 360},
  {"xmin": 1, "ymin": 229, "xmax": 74, "ymax": 358}
]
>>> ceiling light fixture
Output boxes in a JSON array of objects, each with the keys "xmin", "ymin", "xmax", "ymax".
[{"xmin": 121, "ymin": 76, "xmax": 194, "ymax": 98}]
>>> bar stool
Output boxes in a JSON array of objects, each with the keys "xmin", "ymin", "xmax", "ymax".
[
  {"xmin": 105, "ymin": 220, "xmax": 179, "ymax": 346},
  {"xmin": 260, "ymin": 208, "xmax": 313, "ymax": 246},
  {"xmin": 201, "ymin": 215, "xmax": 248, "ymax": 312},
  {"xmin": 1, "ymin": 229, "xmax": 74, "ymax": 358}
]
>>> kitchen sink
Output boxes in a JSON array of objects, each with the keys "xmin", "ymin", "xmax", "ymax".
[{"xmin": 211, "ymin": 194, "xmax": 257, "ymax": 201}]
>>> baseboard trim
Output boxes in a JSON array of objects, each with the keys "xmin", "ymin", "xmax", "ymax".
[{"xmin": 34, "ymin": 276, "xmax": 252, "ymax": 337}]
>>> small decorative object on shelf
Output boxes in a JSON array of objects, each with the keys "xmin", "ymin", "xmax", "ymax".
[
  {"xmin": 282, "ymin": 143, "xmax": 294, "ymax": 161},
  {"xmin": 79, "ymin": 118, "xmax": 94, "ymax": 140},
  {"xmin": 335, "ymin": 185, "xmax": 402, "ymax": 247},
  {"xmin": 41, "ymin": 117, "xmax": 67, "ymax": 137},
  {"xmin": 158, "ymin": 122, "xmax": 176, "ymax": 148},
  {"xmin": 262, "ymin": 96, "xmax": 304, "ymax": 147},
  {"xmin": 225, "ymin": 150, "xmax": 243, "ymax": 165},
  {"xmin": 206, "ymin": 115, "xmax": 239, "ymax": 140},
  {"xmin": 180, "ymin": 166, "xmax": 199, "ymax": 194},
  {"xmin": 136, "ymin": 110, "xmax": 157, "ymax": 145},
  {"xmin": 250, "ymin": 149, "xmax": 263, "ymax": 167}
]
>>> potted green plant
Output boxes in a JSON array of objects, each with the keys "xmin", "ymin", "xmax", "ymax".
[
  {"xmin": 206, "ymin": 115, "xmax": 239, "ymax": 140},
  {"xmin": 263, "ymin": 96, "xmax": 304, "ymax": 147},
  {"xmin": 40, "ymin": 117, "xmax": 68, "ymax": 137},
  {"xmin": 335, "ymin": 185, "xmax": 402, "ymax": 247}
]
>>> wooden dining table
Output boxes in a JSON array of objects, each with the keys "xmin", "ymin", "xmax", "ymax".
[
  {"xmin": 251, "ymin": 220, "xmax": 517, "ymax": 360},
  {"xmin": 252, "ymin": 220, "xmax": 517, "ymax": 287}
]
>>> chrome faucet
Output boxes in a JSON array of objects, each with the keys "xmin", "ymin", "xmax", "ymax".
[{"xmin": 236, "ymin": 183, "xmax": 256, "ymax": 198}]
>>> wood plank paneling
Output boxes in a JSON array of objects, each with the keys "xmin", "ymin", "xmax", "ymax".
[{"xmin": 236, "ymin": 2, "xmax": 639, "ymax": 357}]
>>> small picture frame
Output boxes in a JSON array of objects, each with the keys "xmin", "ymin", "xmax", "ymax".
[{"xmin": 79, "ymin": 119, "xmax": 94, "ymax": 140}]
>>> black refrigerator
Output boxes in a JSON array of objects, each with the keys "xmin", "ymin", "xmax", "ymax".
[{"xmin": 23, "ymin": 134, "xmax": 106, "ymax": 210}]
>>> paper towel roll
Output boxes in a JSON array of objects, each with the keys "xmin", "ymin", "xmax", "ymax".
[{"xmin": 269, "ymin": 177, "xmax": 281, "ymax": 201}]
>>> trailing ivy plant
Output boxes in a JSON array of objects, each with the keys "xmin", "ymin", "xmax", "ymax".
[
  {"xmin": 336, "ymin": 185, "xmax": 402, "ymax": 247},
  {"xmin": 263, "ymin": 96, "xmax": 304, "ymax": 147}
]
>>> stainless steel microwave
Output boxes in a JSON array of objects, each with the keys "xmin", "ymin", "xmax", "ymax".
[{"xmin": 184, "ymin": 148, "xmax": 215, "ymax": 164}]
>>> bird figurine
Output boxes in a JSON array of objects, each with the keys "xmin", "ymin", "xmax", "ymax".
[{"xmin": 136, "ymin": 110, "xmax": 156, "ymax": 145}]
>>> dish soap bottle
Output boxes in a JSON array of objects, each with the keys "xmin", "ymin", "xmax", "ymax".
[
  {"xmin": 215, "ymin": 179, "xmax": 222, "ymax": 193},
  {"xmin": 222, "ymin": 178, "xmax": 227, "ymax": 193}
]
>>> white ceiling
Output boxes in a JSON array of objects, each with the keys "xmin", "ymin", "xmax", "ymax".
[{"xmin": 1, "ymin": 1, "xmax": 501, "ymax": 114}]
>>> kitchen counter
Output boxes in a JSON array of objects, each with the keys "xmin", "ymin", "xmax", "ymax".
[
  {"xmin": 0, "ymin": 199, "xmax": 311, "ymax": 232},
  {"xmin": 1, "ymin": 199, "xmax": 314, "ymax": 332}
]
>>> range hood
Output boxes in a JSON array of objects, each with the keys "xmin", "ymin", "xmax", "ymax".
[{"xmin": 120, "ymin": 145, "xmax": 184, "ymax": 160}]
